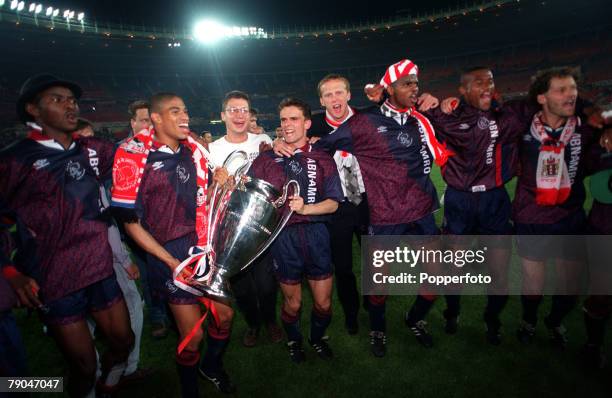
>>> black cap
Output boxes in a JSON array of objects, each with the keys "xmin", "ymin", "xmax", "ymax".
[{"xmin": 16, "ymin": 74, "xmax": 83, "ymax": 123}]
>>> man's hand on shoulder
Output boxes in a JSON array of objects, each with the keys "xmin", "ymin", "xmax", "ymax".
[
  {"xmin": 441, "ymin": 97, "xmax": 460, "ymax": 114},
  {"xmin": 364, "ymin": 83, "xmax": 384, "ymax": 103},
  {"xmin": 273, "ymin": 138, "xmax": 295, "ymax": 157},
  {"xmin": 258, "ymin": 141, "xmax": 272, "ymax": 153},
  {"xmin": 417, "ymin": 93, "xmax": 439, "ymax": 112}
]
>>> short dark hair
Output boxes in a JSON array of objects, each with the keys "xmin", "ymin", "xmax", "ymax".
[
  {"xmin": 460, "ymin": 66, "xmax": 492, "ymax": 84},
  {"xmin": 317, "ymin": 74, "xmax": 350, "ymax": 97},
  {"xmin": 249, "ymin": 107, "xmax": 258, "ymax": 117},
  {"xmin": 128, "ymin": 100, "xmax": 149, "ymax": 119},
  {"xmin": 200, "ymin": 130, "xmax": 212, "ymax": 136},
  {"xmin": 278, "ymin": 98, "xmax": 311, "ymax": 120},
  {"xmin": 222, "ymin": 90, "xmax": 250, "ymax": 111},
  {"xmin": 149, "ymin": 92, "xmax": 180, "ymax": 114},
  {"xmin": 528, "ymin": 66, "xmax": 581, "ymax": 104}
]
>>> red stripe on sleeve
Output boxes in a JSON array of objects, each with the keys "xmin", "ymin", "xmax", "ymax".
[{"xmin": 495, "ymin": 144, "xmax": 502, "ymax": 186}]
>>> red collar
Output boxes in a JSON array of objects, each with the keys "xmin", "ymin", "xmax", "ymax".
[
  {"xmin": 27, "ymin": 129, "xmax": 48, "ymax": 141},
  {"xmin": 325, "ymin": 106, "xmax": 354, "ymax": 129},
  {"xmin": 296, "ymin": 142, "xmax": 311, "ymax": 153},
  {"xmin": 150, "ymin": 128, "xmax": 178, "ymax": 150}
]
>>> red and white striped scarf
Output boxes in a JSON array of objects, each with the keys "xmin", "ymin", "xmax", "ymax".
[
  {"xmin": 111, "ymin": 128, "xmax": 211, "ymax": 247},
  {"xmin": 530, "ymin": 112, "xmax": 578, "ymax": 206},
  {"xmin": 380, "ymin": 100, "xmax": 453, "ymax": 166},
  {"xmin": 112, "ymin": 128, "xmax": 223, "ymax": 354}
]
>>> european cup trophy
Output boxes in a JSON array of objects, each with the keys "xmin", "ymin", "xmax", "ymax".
[{"xmin": 173, "ymin": 150, "xmax": 298, "ymax": 300}]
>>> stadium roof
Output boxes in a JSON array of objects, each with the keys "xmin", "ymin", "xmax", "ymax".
[
  {"xmin": 55, "ymin": 0, "xmax": 472, "ymax": 28},
  {"xmin": 0, "ymin": 0, "xmax": 531, "ymax": 42}
]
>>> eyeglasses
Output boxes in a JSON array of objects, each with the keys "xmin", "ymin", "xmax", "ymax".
[{"xmin": 225, "ymin": 107, "xmax": 250, "ymax": 115}]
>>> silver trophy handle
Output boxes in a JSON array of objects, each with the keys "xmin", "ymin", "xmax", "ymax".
[
  {"xmin": 239, "ymin": 180, "xmax": 300, "ymax": 271},
  {"xmin": 223, "ymin": 149, "xmax": 252, "ymax": 185},
  {"xmin": 208, "ymin": 150, "xmax": 251, "ymax": 245},
  {"xmin": 273, "ymin": 179, "xmax": 300, "ymax": 208}
]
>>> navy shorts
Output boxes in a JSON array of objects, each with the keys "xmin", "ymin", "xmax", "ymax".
[
  {"xmin": 271, "ymin": 223, "xmax": 332, "ymax": 285},
  {"xmin": 515, "ymin": 210, "xmax": 587, "ymax": 261},
  {"xmin": 147, "ymin": 236, "xmax": 200, "ymax": 305},
  {"xmin": 41, "ymin": 275, "xmax": 123, "ymax": 326},
  {"xmin": 443, "ymin": 186, "xmax": 512, "ymax": 235}
]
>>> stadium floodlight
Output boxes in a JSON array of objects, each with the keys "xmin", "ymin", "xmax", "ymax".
[
  {"xmin": 10, "ymin": 0, "xmax": 17, "ymax": 10},
  {"xmin": 35, "ymin": 3, "xmax": 41, "ymax": 13},
  {"xmin": 77, "ymin": 12, "xmax": 84, "ymax": 21},
  {"xmin": 45, "ymin": 6, "xmax": 52, "ymax": 16},
  {"xmin": 0, "ymin": 0, "xmax": 4, "ymax": 7},
  {"xmin": 17, "ymin": 1, "xmax": 24, "ymax": 11},
  {"xmin": 69, "ymin": 10, "xmax": 74, "ymax": 18},
  {"xmin": 28, "ymin": 3, "xmax": 34, "ymax": 12},
  {"xmin": 194, "ymin": 19, "xmax": 232, "ymax": 45},
  {"xmin": 193, "ymin": 19, "xmax": 268, "ymax": 43},
  {"xmin": 52, "ymin": 8, "xmax": 58, "ymax": 17},
  {"xmin": 63, "ymin": 9, "xmax": 68, "ymax": 18}
]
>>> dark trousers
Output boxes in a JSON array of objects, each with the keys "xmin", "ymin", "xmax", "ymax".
[
  {"xmin": 328, "ymin": 196, "xmax": 369, "ymax": 323},
  {"xmin": 0, "ymin": 311, "xmax": 28, "ymax": 377},
  {"xmin": 230, "ymin": 251, "xmax": 278, "ymax": 329}
]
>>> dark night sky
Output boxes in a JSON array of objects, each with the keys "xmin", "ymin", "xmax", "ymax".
[{"xmin": 51, "ymin": 0, "xmax": 467, "ymax": 29}]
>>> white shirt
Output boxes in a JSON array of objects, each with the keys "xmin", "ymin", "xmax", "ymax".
[
  {"xmin": 324, "ymin": 111, "xmax": 366, "ymax": 196},
  {"xmin": 209, "ymin": 132, "xmax": 272, "ymax": 174},
  {"xmin": 333, "ymin": 150, "xmax": 366, "ymax": 195}
]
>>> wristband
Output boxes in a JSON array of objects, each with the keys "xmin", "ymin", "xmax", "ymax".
[{"xmin": 2, "ymin": 265, "xmax": 20, "ymax": 279}]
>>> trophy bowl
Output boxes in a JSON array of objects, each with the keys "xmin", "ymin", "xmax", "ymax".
[{"xmin": 174, "ymin": 150, "xmax": 298, "ymax": 300}]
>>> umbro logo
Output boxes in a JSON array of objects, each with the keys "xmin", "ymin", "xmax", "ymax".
[
  {"xmin": 459, "ymin": 123, "xmax": 470, "ymax": 130},
  {"xmin": 33, "ymin": 159, "xmax": 50, "ymax": 170},
  {"xmin": 377, "ymin": 126, "xmax": 388, "ymax": 134},
  {"xmin": 152, "ymin": 161, "xmax": 164, "ymax": 170},
  {"xmin": 523, "ymin": 135, "xmax": 533, "ymax": 142}
]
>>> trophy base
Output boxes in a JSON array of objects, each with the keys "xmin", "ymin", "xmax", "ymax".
[{"xmin": 187, "ymin": 265, "xmax": 234, "ymax": 301}]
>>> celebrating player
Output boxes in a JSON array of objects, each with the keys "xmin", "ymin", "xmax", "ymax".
[
  {"xmin": 306, "ymin": 59, "xmax": 451, "ymax": 357},
  {"xmin": 112, "ymin": 93, "xmax": 235, "ymax": 395},
  {"xmin": 1, "ymin": 74, "xmax": 134, "ymax": 396},
  {"xmin": 249, "ymin": 98, "xmax": 343, "ymax": 362}
]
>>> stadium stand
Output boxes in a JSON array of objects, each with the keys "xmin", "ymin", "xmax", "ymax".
[{"xmin": 0, "ymin": 0, "xmax": 610, "ymax": 144}]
